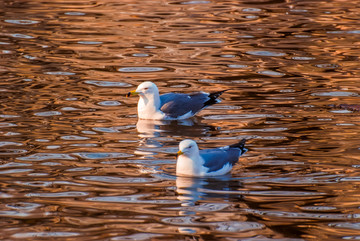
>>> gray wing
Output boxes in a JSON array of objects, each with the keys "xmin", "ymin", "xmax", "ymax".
[
  {"xmin": 160, "ymin": 92, "xmax": 210, "ymax": 118},
  {"xmin": 200, "ymin": 147, "xmax": 241, "ymax": 173}
]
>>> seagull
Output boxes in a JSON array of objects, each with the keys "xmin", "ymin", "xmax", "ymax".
[
  {"xmin": 126, "ymin": 81, "xmax": 226, "ymax": 120},
  {"xmin": 176, "ymin": 139, "xmax": 247, "ymax": 177}
]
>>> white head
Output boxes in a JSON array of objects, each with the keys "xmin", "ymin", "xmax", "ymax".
[
  {"xmin": 126, "ymin": 81, "xmax": 163, "ymax": 119},
  {"xmin": 176, "ymin": 139, "xmax": 202, "ymax": 176},
  {"xmin": 135, "ymin": 81, "xmax": 159, "ymax": 97},
  {"xmin": 177, "ymin": 139, "xmax": 200, "ymax": 158}
]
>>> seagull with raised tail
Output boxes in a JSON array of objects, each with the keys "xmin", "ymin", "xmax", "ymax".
[
  {"xmin": 176, "ymin": 139, "xmax": 247, "ymax": 177},
  {"xmin": 126, "ymin": 81, "xmax": 226, "ymax": 120}
]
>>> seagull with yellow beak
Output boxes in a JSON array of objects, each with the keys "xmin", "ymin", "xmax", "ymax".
[
  {"xmin": 176, "ymin": 139, "xmax": 247, "ymax": 177},
  {"xmin": 126, "ymin": 81, "xmax": 226, "ymax": 120}
]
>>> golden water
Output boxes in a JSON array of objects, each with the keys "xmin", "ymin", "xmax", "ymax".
[{"xmin": 1, "ymin": 0, "xmax": 360, "ymax": 240}]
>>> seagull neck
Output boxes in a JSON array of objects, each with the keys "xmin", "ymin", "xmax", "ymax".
[
  {"xmin": 141, "ymin": 93, "xmax": 160, "ymax": 109},
  {"xmin": 138, "ymin": 93, "xmax": 162, "ymax": 119}
]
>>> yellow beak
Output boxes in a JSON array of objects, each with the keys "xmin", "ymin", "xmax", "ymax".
[
  {"xmin": 176, "ymin": 150, "xmax": 184, "ymax": 158},
  {"xmin": 126, "ymin": 90, "xmax": 139, "ymax": 97}
]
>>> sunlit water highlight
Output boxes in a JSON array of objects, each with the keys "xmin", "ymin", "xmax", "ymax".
[{"xmin": 1, "ymin": 0, "xmax": 360, "ymax": 240}]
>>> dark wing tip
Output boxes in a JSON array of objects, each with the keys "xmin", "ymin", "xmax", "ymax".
[
  {"xmin": 229, "ymin": 138, "xmax": 247, "ymax": 150},
  {"xmin": 209, "ymin": 89, "xmax": 228, "ymax": 99},
  {"xmin": 203, "ymin": 89, "xmax": 228, "ymax": 108}
]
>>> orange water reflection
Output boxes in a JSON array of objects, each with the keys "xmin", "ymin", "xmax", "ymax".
[{"xmin": 1, "ymin": 0, "xmax": 360, "ymax": 240}]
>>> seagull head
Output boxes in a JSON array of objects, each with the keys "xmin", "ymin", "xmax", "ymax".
[
  {"xmin": 177, "ymin": 139, "xmax": 200, "ymax": 158},
  {"xmin": 126, "ymin": 81, "xmax": 159, "ymax": 98}
]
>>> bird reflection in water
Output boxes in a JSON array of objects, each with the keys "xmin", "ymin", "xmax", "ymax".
[
  {"xmin": 136, "ymin": 117, "xmax": 217, "ymax": 138},
  {"xmin": 176, "ymin": 175, "xmax": 243, "ymax": 207},
  {"xmin": 174, "ymin": 175, "xmax": 245, "ymax": 234},
  {"xmin": 135, "ymin": 118, "xmax": 218, "ymax": 157}
]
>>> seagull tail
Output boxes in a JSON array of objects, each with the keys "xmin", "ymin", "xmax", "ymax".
[
  {"xmin": 229, "ymin": 138, "xmax": 247, "ymax": 155},
  {"xmin": 203, "ymin": 89, "xmax": 228, "ymax": 107}
]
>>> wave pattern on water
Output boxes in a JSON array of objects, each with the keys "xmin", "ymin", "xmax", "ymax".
[{"xmin": 0, "ymin": 0, "xmax": 360, "ymax": 240}]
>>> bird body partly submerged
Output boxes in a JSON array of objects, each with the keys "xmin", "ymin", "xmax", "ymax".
[
  {"xmin": 126, "ymin": 81, "xmax": 226, "ymax": 120},
  {"xmin": 176, "ymin": 139, "xmax": 247, "ymax": 177}
]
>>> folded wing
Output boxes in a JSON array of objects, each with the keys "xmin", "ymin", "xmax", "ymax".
[
  {"xmin": 200, "ymin": 139, "xmax": 247, "ymax": 173},
  {"xmin": 160, "ymin": 90, "xmax": 226, "ymax": 118},
  {"xmin": 160, "ymin": 92, "xmax": 209, "ymax": 118}
]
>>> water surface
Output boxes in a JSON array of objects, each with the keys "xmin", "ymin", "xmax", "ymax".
[{"xmin": 1, "ymin": 0, "xmax": 360, "ymax": 240}]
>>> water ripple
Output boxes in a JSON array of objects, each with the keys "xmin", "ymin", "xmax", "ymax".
[
  {"xmin": 60, "ymin": 135, "xmax": 90, "ymax": 140},
  {"xmin": 300, "ymin": 206, "xmax": 337, "ymax": 212},
  {"xmin": 167, "ymin": 203, "xmax": 230, "ymax": 212},
  {"xmin": 292, "ymin": 56, "xmax": 315, "ymax": 60},
  {"xmin": 44, "ymin": 71, "xmax": 75, "ymax": 75},
  {"xmin": 0, "ymin": 210, "xmax": 33, "ymax": 218},
  {"xmin": 73, "ymin": 152, "xmax": 133, "ymax": 159},
  {"xmin": 312, "ymin": 91, "xmax": 358, "ymax": 97},
  {"xmin": 84, "ymin": 80, "xmax": 132, "ymax": 87},
  {"xmin": 26, "ymin": 191, "xmax": 89, "ymax": 198},
  {"xmin": 0, "ymin": 122, "xmax": 17, "ymax": 128},
  {"xmin": 34, "ymin": 111, "xmax": 62, "ymax": 116},
  {"xmin": 0, "ymin": 169, "xmax": 33, "ymax": 175},
  {"xmin": 199, "ymin": 189, "xmax": 326, "ymax": 197},
  {"xmin": 5, "ymin": 19, "xmax": 40, "ymax": 25},
  {"xmin": 0, "ymin": 141, "xmax": 23, "ymax": 147},
  {"xmin": 162, "ymin": 216, "xmax": 198, "ymax": 225},
  {"xmin": 329, "ymin": 222, "xmax": 360, "ymax": 230},
  {"xmin": 246, "ymin": 209, "xmax": 357, "ymax": 221},
  {"xmin": 111, "ymin": 233, "xmax": 164, "ymax": 240},
  {"xmin": 12, "ymin": 232, "xmax": 80, "ymax": 238},
  {"xmin": 92, "ymin": 126, "xmax": 134, "ymax": 133},
  {"xmin": 118, "ymin": 67, "xmax": 165, "ymax": 72},
  {"xmin": 257, "ymin": 70, "xmax": 285, "ymax": 77},
  {"xmin": 0, "ymin": 114, "xmax": 20, "ymax": 118},
  {"xmin": 228, "ymin": 64, "xmax": 248, "ymax": 68},
  {"xmin": 88, "ymin": 194, "xmax": 180, "ymax": 204},
  {"xmin": 65, "ymin": 12, "xmax": 86, "ymax": 16},
  {"xmin": 327, "ymin": 30, "xmax": 360, "ymax": 34},
  {"xmin": 315, "ymin": 63, "xmax": 339, "ymax": 69},
  {"xmin": 17, "ymin": 153, "xmax": 76, "ymax": 161},
  {"xmin": 214, "ymin": 221, "xmax": 264, "ymax": 232},
  {"xmin": 181, "ymin": 0, "xmax": 210, "ymax": 4},
  {"xmin": 10, "ymin": 33, "xmax": 34, "ymax": 39},
  {"xmin": 98, "ymin": 101, "xmax": 121, "ymax": 106},
  {"xmin": 0, "ymin": 149, "xmax": 28, "ymax": 155},
  {"xmin": 246, "ymin": 50, "xmax": 286, "ymax": 57},
  {"xmin": 78, "ymin": 41, "xmax": 103, "ymax": 45},
  {"xmin": 6, "ymin": 202, "xmax": 42, "ymax": 210},
  {"xmin": 0, "ymin": 162, "xmax": 31, "ymax": 168},
  {"xmin": 80, "ymin": 176, "xmax": 155, "ymax": 184},
  {"xmin": 180, "ymin": 40, "xmax": 224, "ymax": 44},
  {"xmin": 204, "ymin": 114, "xmax": 284, "ymax": 120}
]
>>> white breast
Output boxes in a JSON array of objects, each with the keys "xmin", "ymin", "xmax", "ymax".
[
  {"xmin": 176, "ymin": 155, "xmax": 204, "ymax": 176},
  {"xmin": 137, "ymin": 99, "xmax": 165, "ymax": 120}
]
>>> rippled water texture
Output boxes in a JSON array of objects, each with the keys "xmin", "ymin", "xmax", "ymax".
[{"xmin": 1, "ymin": 0, "xmax": 360, "ymax": 240}]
